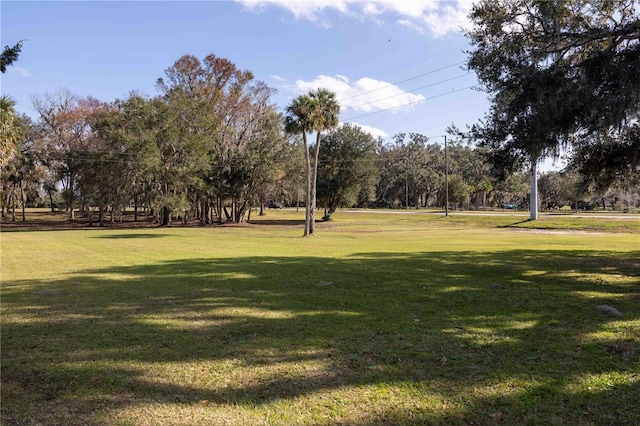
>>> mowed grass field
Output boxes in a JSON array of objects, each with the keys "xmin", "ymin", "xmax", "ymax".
[{"xmin": 1, "ymin": 209, "xmax": 639, "ymax": 425}]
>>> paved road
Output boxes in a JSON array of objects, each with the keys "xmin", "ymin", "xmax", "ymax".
[{"xmin": 340, "ymin": 209, "xmax": 640, "ymax": 220}]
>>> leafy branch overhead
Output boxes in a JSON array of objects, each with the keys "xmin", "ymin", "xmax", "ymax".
[
  {"xmin": 465, "ymin": 0, "xmax": 640, "ymax": 186},
  {"xmin": 1, "ymin": 40, "xmax": 24, "ymax": 73}
]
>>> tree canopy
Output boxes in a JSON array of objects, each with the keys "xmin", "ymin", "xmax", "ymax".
[
  {"xmin": 0, "ymin": 96, "xmax": 23, "ymax": 169},
  {"xmin": 1, "ymin": 40, "xmax": 24, "ymax": 73},
  {"xmin": 3, "ymin": 45, "xmax": 639, "ymax": 225},
  {"xmin": 465, "ymin": 0, "xmax": 640, "ymax": 185},
  {"xmin": 316, "ymin": 123, "xmax": 379, "ymax": 216}
]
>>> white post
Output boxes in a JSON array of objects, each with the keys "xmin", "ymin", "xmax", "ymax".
[
  {"xmin": 530, "ymin": 160, "xmax": 538, "ymax": 220},
  {"xmin": 445, "ymin": 135, "xmax": 448, "ymax": 217}
]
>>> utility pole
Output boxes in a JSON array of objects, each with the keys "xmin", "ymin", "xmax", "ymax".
[
  {"xmin": 530, "ymin": 158, "xmax": 538, "ymax": 220},
  {"xmin": 445, "ymin": 135, "xmax": 449, "ymax": 217}
]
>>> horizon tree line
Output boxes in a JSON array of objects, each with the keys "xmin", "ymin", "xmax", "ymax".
[
  {"xmin": 2, "ymin": 72, "xmax": 637, "ymax": 226},
  {"xmin": 3, "ymin": 19, "xmax": 639, "ymax": 229}
]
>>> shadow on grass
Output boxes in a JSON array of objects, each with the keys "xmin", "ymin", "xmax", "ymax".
[
  {"xmin": 2, "ymin": 249, "xmax": 639, "ymax": 424},
  {"xmin": 500, "ymin": 219, "xmax": 533, "ymax": 227},
  {"xmin": 249, "ymin": 218, "xmax": 307, "ymax": 226},
  {"xmin": 92, "ymin": 233, "xmax": 171, "ymax": 239}
]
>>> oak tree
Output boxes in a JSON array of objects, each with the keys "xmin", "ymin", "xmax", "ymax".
[{"xmin": 465, "ymin": 0, "xmax": 640, "ymax": 219}]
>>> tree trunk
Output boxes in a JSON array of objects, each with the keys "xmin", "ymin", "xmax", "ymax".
[
  {"xmin": 216, "ymin": 196, "xmax": 224, "ymax": 224},
  {"xmin": 48, "ymin": 188, "xmax": 55, "ymax": 212},
  {"xmin": 302, "ymin": 133, "xmax": 312, "ymax": 236},
  {"xmin": 309, "ymin": 133, "xmax": 323, "ymax": 235},
  {"xmin": 68, "ymin": 177, "xmax": 75, "ymax": 220},
  {"xmin": 20, "ymin": 181, "xmax": 26, "ymax": 221},
  {"xmin": 530, "ymin": 159, "xmax": 539, "ymax": 221},
  {"xmin": 134, "ymin": 196, "xmax": 138, "ymax": 222},
  {"xmin": 205, "ymin": 200, "xmax": 212, "ymax": 225},
  {"xmin": 223, "ymin": 206, "xmax": 232, "ymax": 222},
  {"xmin": 162, "ymin": 206, "xmax": 171, "ymax": 226},
  {"xmin": 236, "ymin": 201, "xmax": 248, "ymax": 223},
  {"xmin": 231, "ymin": 199, "xmax": 236, "ymax": 223},
  {"xmin": 10, "ymin": 183, "xmax": 16, "ymax": 222}
]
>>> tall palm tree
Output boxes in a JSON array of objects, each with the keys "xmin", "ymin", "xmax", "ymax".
[
  {"xmin": 308, "ymin": 88, "xmax": 340, "ymax": 234},
  {"xmin": 284, "ymin": 94, "xmax": 318, "ymax": 236},
  {"xmin": 0, "ymin": 96, "xmax": 22, "ymax": 170},
  {"xmin": 284, "ymin": 89, "xmax": 340, "ymax": 236}
]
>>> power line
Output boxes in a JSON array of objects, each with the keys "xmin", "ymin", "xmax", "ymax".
[
  {"xmin": 341, "ymin": 73, "xmax": 472, "ymax": 113},
  {"xmin": 342, "ymin": 85, "xmax": 477, "ymax": 122},
  {"xmin": 362, "ymin": 46, "xmax": 467, "ymax": 80},
  {"xmin": 337, "ymin": 61, "xmax": 466, "ymax": 103}
]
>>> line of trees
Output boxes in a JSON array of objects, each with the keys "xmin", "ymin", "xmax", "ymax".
[
  {"xmin": 4, "ymin": 1, "xmax": 639, "ymax": 227},
  {"xmin": 3, "ymin": 54, "xmax": 290, "ymax": 226},
  {"xmin": 3, "ymin": 91, "xmax": 637, "ymax": 227},
  {"xmin": 2, "ymin": 48, "xmax": 639, "ymax": 228}
]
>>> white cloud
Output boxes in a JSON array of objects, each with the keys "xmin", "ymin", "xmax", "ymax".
[
  {"xmin": 237, "ymin": 0, "xmax": 350, "ymax": 23},
  {"xmin": 293, "ymin": 74, "xmax": 425, "ymax": 114},
  {"xmin": 417, "ymin": 2, "xmax": 473, "ymax": 36},
  {"xmin": 7, "ymin": 66, "xmax": 31, "ymax": 78},
  {"xmin": 397, "ymin": 18, "xmax": 425, "ymax": 34},
  {"xmin": 235, "ymin": 0, "xmax": 473, "ymax": 35},
  {"xmin": 270, "ymin": 74, "xmax": 287, "ymax": 81},
  {"xmin": 349, "ymin": 122, "xmax": 389, "ymax": 139}
]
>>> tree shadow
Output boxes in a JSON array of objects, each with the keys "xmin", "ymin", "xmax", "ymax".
[
  {"xmin": 499, "ymin": 219, "xmax": 532, "ymax": 227},
  {"xmin": 2, "ymin": 249, "xmax": 638, "ymax": 424},
  {"xmin": 249, "ymin": 218, "xmax": 307, "ymax": 226},
  {"xmin": 92, "ymin": 233, "xmax": 171, "ymax": 239}
]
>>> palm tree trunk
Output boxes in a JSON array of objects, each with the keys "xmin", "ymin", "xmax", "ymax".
[
  {"xmin": 302, "ymin": 133, "xmax": 312, "ymax": 236},
  {"xmin": 309, "ymin": 133, "xmax": 323, "ymax": 235}
]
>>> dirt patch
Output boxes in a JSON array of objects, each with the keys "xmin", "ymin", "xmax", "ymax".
[{"xmin": 509, "ymin": 228, "xmax": 608, "ymax": 235}]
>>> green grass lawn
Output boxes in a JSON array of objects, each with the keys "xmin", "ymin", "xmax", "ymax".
[{"xmin": 1, "ymin": 210, "xmax": 639, "ymax": 425}]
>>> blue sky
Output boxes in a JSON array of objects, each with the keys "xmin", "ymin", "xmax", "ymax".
[
  {"xmin": 2, "ymin": 1, "xmax": 491, "ymax": 146},
  {"xmin": 13, "ymin": 0, "xmax": 576, "ymax": 170}
]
